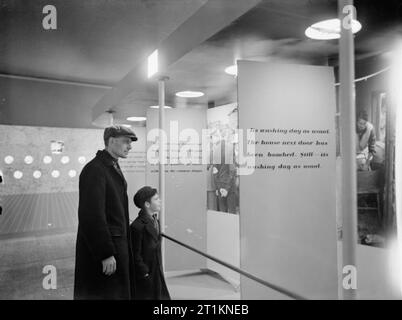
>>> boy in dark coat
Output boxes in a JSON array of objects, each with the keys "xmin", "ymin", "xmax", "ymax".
[{"xmin": 130, "ymin": 186, "xmax": 171, "ymax": 300}]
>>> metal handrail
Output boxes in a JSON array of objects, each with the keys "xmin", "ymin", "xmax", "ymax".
[{"xmin": 161, "ymin": 233, "xmax": 307, "ymax": 300}]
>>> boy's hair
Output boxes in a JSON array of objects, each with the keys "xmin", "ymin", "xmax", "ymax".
[
  {"xmin": 133, "ymin": 186, "xmax": 157, "ymax": 209},
  {"xmin": 357, "ymin": 110, "xmax": 369, "ymax": 121}
]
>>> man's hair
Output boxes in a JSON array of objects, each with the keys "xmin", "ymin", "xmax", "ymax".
[
  {"xmin": 357, "ymin": 110, "xmax": 369, "ymax": 121},
  {"xmin": 104, "ymin": 136, "xmax": 110, "ymax": 147}
]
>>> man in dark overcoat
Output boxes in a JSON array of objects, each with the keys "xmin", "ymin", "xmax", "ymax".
[
  {"xmin": 74, "ymin": 125, "xmax": 137, "ymax": 299},
  {"xmin": 130, "ymin": 186, "xmax": 171, "ymax": 300}
]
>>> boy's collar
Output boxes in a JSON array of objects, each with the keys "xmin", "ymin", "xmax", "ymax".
[{"xmin": 139, "ymin": 208, "xmax": 158, "ymax": 218}]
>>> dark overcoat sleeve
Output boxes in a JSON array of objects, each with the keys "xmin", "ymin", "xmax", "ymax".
[
  {"xmin": 78, "ymin": 165, "xmax": 115, "ymax": 261},
  {"xmin": 130, "ymin": 223, "xmax": 149, "ymax": 277}
]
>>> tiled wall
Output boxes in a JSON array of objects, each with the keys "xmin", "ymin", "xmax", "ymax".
[
  {"xmin": 0, "ymin": 124, "xmax": 146, "ymax": 235},
  {"xmin": 0, "ymin": 125, "xmax": 146, "ymax": 299}
]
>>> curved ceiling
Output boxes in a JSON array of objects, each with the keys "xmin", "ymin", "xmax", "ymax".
[
  {"xmin": 0, "ymin": 0, "xmax": 207, "ymax": 84},
  {"xmin": 96, "ymin": 0, "xmax": 402, "ymax": 125},
  {"xmin": 0, "ymin": 0, "xmax": 401, "ymax": 128}
]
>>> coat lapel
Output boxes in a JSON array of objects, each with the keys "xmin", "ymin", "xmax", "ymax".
[
  {"xmin": 139, "ymin": 210, "xmax": 159, "ymax": 241},
  {"xmin": 112, "ymin": 163, "xmax": 127, "ymax": 189},
  {"xmin": 96, "ymin": 150, "xmax": 127, "ymax": 189}
]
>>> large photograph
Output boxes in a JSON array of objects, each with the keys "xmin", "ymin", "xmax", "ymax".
[
  {"xmin": 206, "ymin": 104, "xmax": 239, "ymax": 214},
  {"xmin": 356, "ymin": 92, "xmax": 396, "ymax": 248}
]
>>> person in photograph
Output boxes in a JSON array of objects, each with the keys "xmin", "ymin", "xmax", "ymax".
[
  {"xmin": 211, "ymin": 127, "xmax": 237, "ymax": 214},
  {"xmin": 130, "ymin": 186, "xmax": 171, "ymax": 300},
  {"xmin": 356, "ymin": 110, "xmax": 376, "ymax": 170},
  {"xmin": 370, "ymin": 140, "xmax": 385, "ymax": 171},
  {"xmin": 213, "ymin": 163, "xmax": 237, "ymax": 213},
  {"xmin": 74, "ymin": 125, "xmax": 137, "ymax": 300}
]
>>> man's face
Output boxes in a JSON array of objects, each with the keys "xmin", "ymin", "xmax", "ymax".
[
  {"xmin": 146, "ymin": 193, "xmax": 161, "ymax": 213},
  {"xmin": 357, "ymin": 119, "xmax": 367, "ymax": 132},
  {"xmin": 109, "ymin": 136, "xmax": 132, "ymax": 158}
]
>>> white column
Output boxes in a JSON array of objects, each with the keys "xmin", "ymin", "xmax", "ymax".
[
  {"xmin": 158, "ymin": 76, "xmax": 168, "ymax": 270},
  {"xmin": 338, "ymin": 0, "xmax": 358, "ymax": 299}
]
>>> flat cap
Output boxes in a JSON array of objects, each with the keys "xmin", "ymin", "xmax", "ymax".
[
  {"xmin": 134, "ymin": 186, "xmax": 158, "ymax": 209},
  {"xmin": 104, "ymin": 125, "xmax": 138, "ymax": 142}
]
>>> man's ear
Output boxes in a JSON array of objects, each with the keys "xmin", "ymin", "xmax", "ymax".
[{"xmin": 105, "ymin": 137, "xmax": 113, "ymax": 147}]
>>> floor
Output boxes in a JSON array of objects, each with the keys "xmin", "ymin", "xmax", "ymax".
[
  {"xmin": 0, "ymin": 232, "xmax": 239, "ymax": 300},
  {"xmin": 166, "ymin": 270, "xmax": 240, "ymax": 300},
  {"xmin": 2, "ymin": 231, "xmax": 400, "ymax": 300}
]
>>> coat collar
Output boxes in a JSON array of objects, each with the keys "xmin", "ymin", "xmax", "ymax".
[
  {"xmin": 138, "ymin": 209, "xmax": 159, "ymax": 240},
  {"xmin": 138, "ymin": 209, "xmax": 156, "ymax": 223},
  {"xmin": 96, "ymin": 149, "xmax": 118, "ymax": 167},
  {"xmin": 96, "ymin": 150, "xmax": 127, "ymax": 188}
]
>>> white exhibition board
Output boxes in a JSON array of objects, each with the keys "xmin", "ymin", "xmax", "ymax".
[
  {"xmin": 207, "ymin": 210, "xmax": 240, "ymax": 286},
  {"xmin": 238, "ymin": 61, "xmax": 338, "ymax": 299},
  {"xmin": 146, "ymin": 108, "xmax": 207, "ymax": 271}
]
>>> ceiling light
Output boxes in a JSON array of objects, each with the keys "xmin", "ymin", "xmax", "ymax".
[
  {"xmin": 147, "ymin": 49, "xmax": 158, "ymax": 78},
  {"xmin": 127, "ymin": 116, "xmax": 147, "ymax": 121},
  {"xmin": 225, "ymin": 65, "xmax": 238, "ymax": 76},
  {"xmin": 149, "ymin": 105, "xmax": 172, "ymax": 109},
  {"xmin": 4, "ymin": 156, "xmax": 14, "ymax": 164},
  {"xmin": 68, "ymin": 170, "xmax": 77, "ymax": 178},
  {"xmin": 33, "ymin": 170, "xmax": 42, "ymax": 179},
  {"xmin": 78, "ymin": 156, "xmax": 86, "ymax": 164},
  {"xmin": 121, "ymin": 124, "xmax": 132, "ymax": 128},
  {"xmin": 13, "ymin": 171, "xmax": 23, "ymax": 179},
  {"xmin": 305, "ymin": 18, "xmax": 362, "ymax": 40},
  {"xmin": 43, "ymin": 156, "xmax": 52, "ymax": 164},
  {"xmin": 61, "ymin": 156, "xmax": 70, "ymax": 164},
  {"xmin": 175, "ymin": 91, "xmax": 204, "ymax": 98},
  {"xmin": 24, "ymin": 156, "xmax": 34, "ymax": 164},
  {"xmin": 51, "ymin": 170, "xmax": 60, "ymax": 178}
]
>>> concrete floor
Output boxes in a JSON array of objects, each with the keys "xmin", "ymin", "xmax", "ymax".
[
  {"xmin": 166, "ymin": 270, "xmax": 240, "ymax": 300},
  {"xmin": 0, "ymin": 232, "xmax": 239, "ymax": 300},
  {"xmin": 2, "ymin": 231, "xmax": 401, "ymax": 300}
]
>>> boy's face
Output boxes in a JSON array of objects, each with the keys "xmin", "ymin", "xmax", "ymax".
[
  {"xmin": 356, "ymin": 118, "xmax": 367, "ymax": 132},
  {"xmin": 145, "ymin": 193, "xmax": 161, "ymax": 213}
]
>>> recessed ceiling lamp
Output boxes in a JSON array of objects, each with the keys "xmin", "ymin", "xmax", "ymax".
[
  {"xmin": 14, "ymin": 171, "xmax": 23, "ymax": 179},
  {"xmin": 147, "ymin": 49, "xmax": 158, "ymax": 78},
  {"xmin": 224, "ymin": 65, "xmax": 238, "ymax": 76},
  {"xmin": 127, "ymin": 116, "xmax": 147, "ymax": 121},
  {"xmin": 305, "ymin": 18, "xmax": 362, "ymax": 40},
  {"xmin": 175, "ymin": 91, "xmax": 204, "ymax": 98},
  {"xmin": 149, "ymin": 105, "xmax": 172, "ymax": 109},
  {"xmin": 4, "ymin": 155, "xmax": 14, "ymax": 164},
  {"xmin": 78, "ymin": 156, "xmax": 86, "ymax": 164}
]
